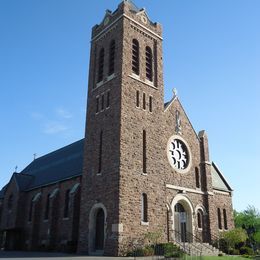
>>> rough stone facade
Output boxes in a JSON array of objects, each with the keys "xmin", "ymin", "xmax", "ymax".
[
  {"xmin": 78, "ymin": 0, "xmax": 234, "ymax": 256},
  {"xmin": 0, "ymin": 0, "xmax": 234, "ymax": 256}
]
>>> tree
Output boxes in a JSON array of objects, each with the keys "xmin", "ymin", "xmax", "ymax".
[
  {"xmin": 234, "ymin": 205, "xmax": 260, "ymax": 252},
  {"xmin": 221, "ymin": 228, "xmax": 248, "ymax": 249}
]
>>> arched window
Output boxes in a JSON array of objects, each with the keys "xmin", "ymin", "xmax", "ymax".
[
  {"xmin": 145, "ymin": 46, "xmax": 153, "ymax": 81},
  {"xmin": 7, "ymin": 194, "xmax": 13, "ymax": 210},
  {"xmin": 28, "ymin": 198, "xmax": 33, "ymax": 222},
  {"xmin": 132, "ymin": 39, "xmax": 139, "ymax": 75},
  {"xmin": 109, "ymin": 40, "xmax": 115, "ymax": 75},
  {"xmin": 98, "ymin": 48, "xmax": 105, "ymax": 82},
  {"xmin": 195, "ymin": 167, "xmax": 200, "ymax": 188},
  {"xmin": 44, "ymin": 194, "xmax": 50, "ymax": 220},
  {"xmin": 141, "ymin": 193, "xmax": 148, "ymax": 222},
  {"xmin": 223, "ymin": 209, "xmax": 228, "ymax": 230},
  {"xmin": 217, "ymin": 208, "xmax": 222, "ymax": 229},
  {"xmin": 64, "ymin": 189, "xmax": 70, "ymax": 218},
  {"xmin": 197, "ymin": 209, "xmax": 203, "ymax": 229}
]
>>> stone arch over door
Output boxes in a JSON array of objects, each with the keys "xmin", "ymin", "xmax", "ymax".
[
  {"xmin": 170, "ymin": 194, "xmax": 194, "ymax": 242},
  {"xmin": 88, "ymin": 203, "xmax": 107, "ymax": 255}
]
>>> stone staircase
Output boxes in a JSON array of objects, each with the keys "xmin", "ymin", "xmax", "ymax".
[{"xmin": 178, "ymin": 242, "xmax": 224, "ymax": 256}]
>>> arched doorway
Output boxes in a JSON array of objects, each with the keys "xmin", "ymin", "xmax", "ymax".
[
  {"xmin": 174, "ymin": 203, "xmax": 188, "ymax": 242},
  {"xmin": 171, "ymin": 195, "xmax": 194, "ymax": 243},
  {"xmin": 95, "ymin": 209, "xmax": 104, "ymax": 250},
  {"xmin": 88, "ymin": 203, "xmax": 107, "ymax": 255}
]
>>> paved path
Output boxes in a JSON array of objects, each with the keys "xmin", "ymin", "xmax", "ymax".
[{"xmin": 0, "ymin": 250, "xmax": 136, "ymax": 260}]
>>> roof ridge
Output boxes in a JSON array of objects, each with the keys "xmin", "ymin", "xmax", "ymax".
[{"xmin": 30, "ymin": 138, "xmax": 84, "ymax": 163}]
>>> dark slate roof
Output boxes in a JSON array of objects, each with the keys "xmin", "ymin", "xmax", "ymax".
[{"xmin": 5, "ymin": 139, "xmax": 85, "ymax": 191}]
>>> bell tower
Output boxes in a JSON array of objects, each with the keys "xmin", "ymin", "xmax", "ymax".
[{"xmin": 78, "ymin": 0, "xmax": 165, "ymax": 256}]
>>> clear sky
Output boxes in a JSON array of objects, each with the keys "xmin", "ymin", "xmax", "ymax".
[{"xmin": 0, "ymin": 0, "xmax": 259, "ymax": 212}]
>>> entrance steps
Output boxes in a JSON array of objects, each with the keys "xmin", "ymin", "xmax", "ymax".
[{"xmin": 178, "ymin": 242, "xmax": 224, "ymax": 256}]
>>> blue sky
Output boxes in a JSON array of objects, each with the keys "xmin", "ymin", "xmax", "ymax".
[{"xmin": 0, "ymin": 0, "xmax": 259, "ymax": 212}]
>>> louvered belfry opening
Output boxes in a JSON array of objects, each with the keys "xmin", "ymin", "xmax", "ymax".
[
  {"xmin": 109, "ymin": 40, "xmax": 115, "ymax": 75},
  {"xmin": 98, "ymin": 48, "xmax": 105, "ymax": 82},
  {"xmin": 145, "ymin": 46, "xmax": 153, "ymax": 81},
  {"xmin": 132, "ymin": 39, "xmax": 139, "ymax": 75}
]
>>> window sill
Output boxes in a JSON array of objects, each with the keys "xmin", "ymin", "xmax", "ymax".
[
  {"xmin": 43, "ymin": 219, "xmax": 49, "ymax": 223},
  {"xmin": 97, "ymin": 172, "xmax": 102, "ymax": 176},
  {"xmin": 141, "ymin": 221, "xmax": 149, "ymax": 226},
  {"xmin": 94, "ymin": 73, "xmax": 116, "ymax": 90},
  {"xmin": 129, "ymin": 74, "xmax": 157, "ymax": 89},
  {"xmin": 141, "ymin": 172, "xmax": 148, "ymax": 176},
  {"xmin": 63, "ymin": 217, "xmax": 69, "ymax": 221}
]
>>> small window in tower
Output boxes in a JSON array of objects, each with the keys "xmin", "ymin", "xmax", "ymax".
[
  {"xmin": 217, "ymin": 208, "xmax": 222, "ymax": 229},
  {"xmin": 109, "ymin": 40, "xmax": 115, "ymax": 75},
  {"xmin": 146, "ymin": 46, "xmax": 153, "ymax": 81},
  {"xmin": 64, "ymin": 189, "xmax": 70, "ymax": 218},
  {"xmin": 143, "ymin": 93, "xmax": 146, "ymax": 110},
  {"xmin": 143, "ymin": 130, "xmax": 147, "ymax": 173},
  {"xmin": 101, "ymin": 94, "xmax": 104, "ymax": 111},
  {"xmin": 98, "ymin": 48, "xmax": 105, "ymax": 83},
  {"xmin": 132, "ymin": 39, "xmax": 140, "ymax": 75},
  {"xmin": 106, "ymin": 91, "xmax": 110, "ymax": 108},
  {"xmin": 136, "ymin": 90, "xmax": 140, "ymax": 107},
  {"xmin": 223, "ymin": 209, "xmax": 228, "ymax": 230},
  {"xmin": 149, "ymin": 96, "xmax": 152, "ymax": 112},
  {"xmin": 195, "ymin": 167, "xmax": 200, "ymax": 188},
  {"xmin": 96, "ymin": 96, "xmax": 99, "ymax": 113},
  {"xmin": 98, "ymin": 130, "xmax": 103, "ymax": 173},
  {"xmin": 141, "ymin": 193, "xmax": 148, "ymax": 222}
]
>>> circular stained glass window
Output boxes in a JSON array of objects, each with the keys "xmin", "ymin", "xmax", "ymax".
[{"xmin": 167, "ymin": 136, "xmax": 191, "ymax": 173}]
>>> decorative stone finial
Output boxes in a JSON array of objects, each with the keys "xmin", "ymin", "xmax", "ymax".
[{"xmin": 173, "ymin": 88, "xmax": 178, "ymax": 98}]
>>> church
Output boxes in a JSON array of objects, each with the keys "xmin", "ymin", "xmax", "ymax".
[{"xmin": 0, "ymin": 0, "xmax": 234, "ymax": 256}]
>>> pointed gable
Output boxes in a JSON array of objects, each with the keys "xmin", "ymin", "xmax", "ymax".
[{"xmin": 211, "ymin": 162, "xmax": 232, "ymax": 192}]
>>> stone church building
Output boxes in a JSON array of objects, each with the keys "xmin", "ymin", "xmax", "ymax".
[{"xmin": 0, "ymin": 0, "xmax": 234, "ymax": 256}]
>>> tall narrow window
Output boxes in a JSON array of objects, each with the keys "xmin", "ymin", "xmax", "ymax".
[
  {"xmin": 7, "ymin": 194, "xmax": 13, "ymax": 210},
  {"xmin": 98, "ymin": 131, "xmax": 103, "ymax": 173},
  {"xmin": 141, "ymin": 193, "xmax": 148, "ymax": 222},
  {"xmin": 197, "ymin": 210, "xmax": 203, "ymax": 229},
  {"xmin": 217, "ymin": 208, "xmax": 222, "ymax": 229},
  {"xmin": 195, "ymin": 167, "xmax": 200, "ymax": 188},
  {"xmin": 143, "ymin": 93, "xmax": 146, "ymax": 110},
  {"xmin": 28, "ymin": 198, "xmax": 33, "ymax": 222},
  {"xmin": 132, "ymin": 39, "xmax": 139, "ymax": 75},
  {"xmin": 96, "ymin": 96, "xmax": 99, "ymax": 113},
  {"xmin": 98, "ymin": 48, "xmax": 105, "ymax": 82},
  {"xmin": 145, "ymin": 46, "xmax": 153, "ymax": 81},
  {"xmin": 44, "ymin": 194, "xmax": 50, "ymax": 220},
  {"xmin": 109, "ymin": 40, "xmax": 115, "ymax": 75},
  {"xmin": 101, "ymin": 94, "xmax": 104, "ymax": 111},
  {"xmin": 223, "ymin": 209, "xmax": 228, "ymax": 230},
  {"xmin": 149, "ymin": 96, "xmax": 152, "ymax": 112},
  {"xmin": 64, "ymin": 189, "xmax": 70, "ymax": 218},
  {"xmin": 136, "ymin": 90, "xmax": 140, "ymax": 107},
  {"xmin": 106, "ymin": 91, "xmax": 110, "ymax": 108},
  {"xmin": 143, "ymin": 130, "xmax": 147, "ymax": 173}
]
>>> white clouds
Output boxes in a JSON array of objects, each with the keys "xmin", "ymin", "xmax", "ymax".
[
  {"xmin": 43, "ymin": 121, "xmax": 69, "ymax": 134},
  {"xmin": 30, "ymin": 107, "xmax": 73, "ymax": 135},
  {"xmin": 56, "ymin": 107, "xmax": 73, "ymax": 119}
]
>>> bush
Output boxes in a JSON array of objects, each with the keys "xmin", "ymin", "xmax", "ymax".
[
  {"xmin": 229, "ymin": 248, "xmax": 240, "ymax": 255},
  {"xmin": 130, "ymin": 245, "xmax": 154, "ymax": 257},
  {"xmin": 162, "ymin": 243, "xmax": 184, "ymax": 258},
  {"xmin": 240, "ymin": 246, "xmax": 254, "ymax": 255}
]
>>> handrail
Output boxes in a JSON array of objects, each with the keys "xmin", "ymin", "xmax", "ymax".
[{"xmin": 172, "ymin": 230, "xmax": 202, "ymax": 256}]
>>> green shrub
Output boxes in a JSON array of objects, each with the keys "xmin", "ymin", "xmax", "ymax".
[
  {"xmin": 240, "ymin": 246, "xmax": 254, "ymax": 255},
  {"xmin": 162, "ymin": 243, "xmax": 184, "ymax": 258},
  {"xmin": 229, "ymin": 248, "xmax": 240, "ymax": 255}
]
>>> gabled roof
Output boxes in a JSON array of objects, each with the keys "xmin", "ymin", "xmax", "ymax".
[
  {"xmin": 211, "ymin": 162, "xmax": 232, "ymax": 192},
  {"xmin": 1, "ymin": 139, "xmax": 84, "ymax": 193}
]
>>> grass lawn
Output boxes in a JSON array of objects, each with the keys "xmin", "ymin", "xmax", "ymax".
[{"xmin": 182, "ymin": 256, "xmax": 250, "ymax": 260}]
